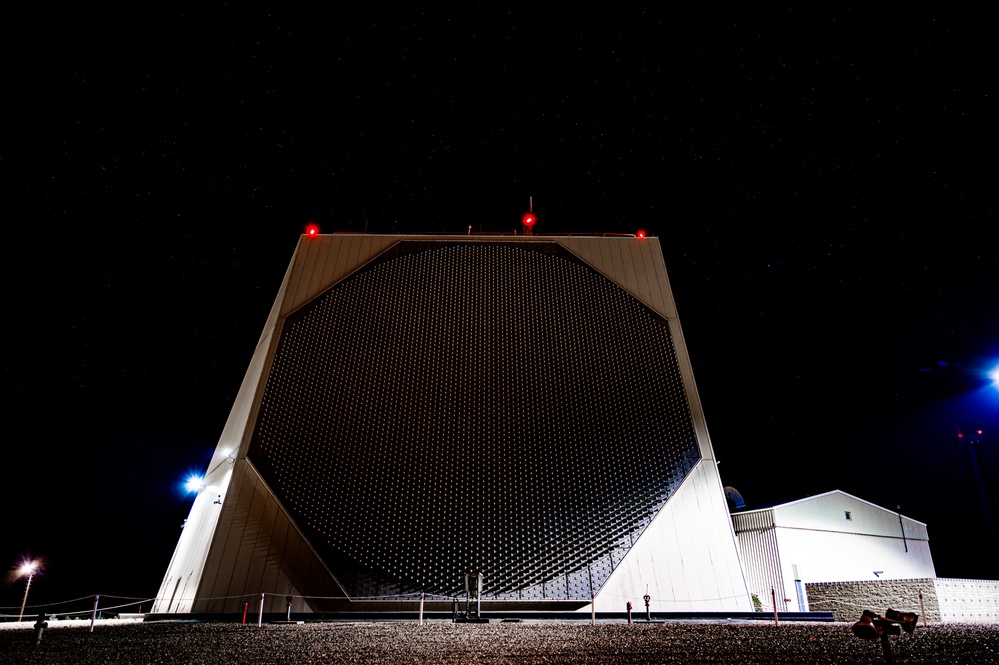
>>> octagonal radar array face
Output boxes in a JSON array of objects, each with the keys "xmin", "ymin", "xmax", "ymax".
[{"xmin": 249, "ymin": 242, "xmax": 700, "ymax": 599}]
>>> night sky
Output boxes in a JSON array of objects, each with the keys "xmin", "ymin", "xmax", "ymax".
[{"xmin": 3, "ymin": 8, "xmax": 996, "ymax": 612}]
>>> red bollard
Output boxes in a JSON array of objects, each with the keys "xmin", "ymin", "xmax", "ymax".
[{"xmin": 242, "ymin": 602, "xmax": 248, "ymax": 625}]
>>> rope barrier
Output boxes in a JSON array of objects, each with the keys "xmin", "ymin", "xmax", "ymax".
[
  {"xmin": 92, "ymin": 598, "xmax": 155, "ymax": 613},
  {"xmin": 3, "ymin": 587, "xmax": 850, "ymax": 614},
  {"xmin": 1, "ymin": 597, "xmax": 154, "ymax": 620},
  {"xmin": 0, "ymin": 595, "xmax": 102, "ymax": 611},
  {"xmin": 597, "ymin": 590, "xmax": 751, "ymax": 604}
]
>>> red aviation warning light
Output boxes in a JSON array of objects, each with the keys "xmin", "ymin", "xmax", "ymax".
[
  {"xmin": 305, "ymin": 223, "xmax": 320, "ymax": 237},
  {"xmin": 956, "ymin": 428, "xmax": 985, "ymax": 443},
  {"xmin": 636, "ymin": 229, "xmax": 646, "ymax": 239},
  {"xmin": 522, "ymin": 196, "xmax": 536, "ymax": 236}
]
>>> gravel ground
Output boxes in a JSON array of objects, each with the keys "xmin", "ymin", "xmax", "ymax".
[{"xmin": 0, "ymin": 619, "xmax": 996, "ymax": 665}]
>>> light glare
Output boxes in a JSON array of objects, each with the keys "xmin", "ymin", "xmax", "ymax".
[{"xmin": 185, "ymin": 475, "xmax": 205, "ymax": 493}]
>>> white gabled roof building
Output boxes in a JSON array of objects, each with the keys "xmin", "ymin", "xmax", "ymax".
[{"xmin": 732, "ymin": 490, "xmax": 935, "ymax": 612}]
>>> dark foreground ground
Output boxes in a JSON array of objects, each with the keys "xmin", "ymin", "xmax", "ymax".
[{"xmin": 0, "ymin": 619, "xmax": 996, "ymax": 665}]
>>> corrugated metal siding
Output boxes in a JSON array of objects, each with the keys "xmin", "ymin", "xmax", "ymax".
[
  {"xmin": 773, "ymin": 491, "xmax": 929, "ymax": 541},
  {"xmin": 563, "ymin": 236, "xmax": 670, "ymax": 318},
  {"xmin": 596, "ymin": 461, "xmax": 752, "ymax": 612},
  {"xmin": 280, "ymin": 235, "xmax": 676, "ymax": 324},
  {"xmin": 193, "ymin": 460, "xmax": 345, "ymax": 613},
  {"xmin": 281, "ymin": 235, "xmax": 400, "ymax": 315},
  {"xmin": 732, "ymin": 510, "xmax": 786, "ymax": 610},
  {"xmin": 732, "ymin": 510, "xmax": 776, "ymax": 533},
  {"xmin": 151, "ymin": 318, "xmax": 277, "ymax": 614}
]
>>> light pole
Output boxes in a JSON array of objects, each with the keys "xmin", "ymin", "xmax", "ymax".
[
  {"xmin": 958, "ymin": 429, "xmax": 997, "ymax": 544},
  {"xmin": 18, "ymin": 561, "xmax": 39, "ymax": 622}
]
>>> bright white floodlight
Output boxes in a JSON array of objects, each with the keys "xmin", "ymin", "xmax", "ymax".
[
  {"xmin": 17, "ymin": 560, "xmax": 39, "ymax": 622},
  {"xmin": 185, "ymin": 475, "xmax": 205, "ymax": 493},
  {"xmin": 989, "ymin": 364, "xmax": 999, "ymax": 389}
]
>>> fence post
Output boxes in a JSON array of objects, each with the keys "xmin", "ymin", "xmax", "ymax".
[
  {"xmin": 90, "ymin": 595, "xmax": 100, "ymax": 633},
  {"xmin": 258, "ymin": 593, "xmax": 265, "ymax": 628},
  {"xmin": 771, "ymin": 588, "xmax": 778, "ymax": 626}
]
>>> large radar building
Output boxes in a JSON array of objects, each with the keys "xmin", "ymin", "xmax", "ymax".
[{"xmin": 153, "ymin": 233, "xmax": 751, "ymax": 614}]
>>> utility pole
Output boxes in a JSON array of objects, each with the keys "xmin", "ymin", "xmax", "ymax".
[{"xmin": 958, "ymin": 429, "xmax": 997, "ymax": 544}]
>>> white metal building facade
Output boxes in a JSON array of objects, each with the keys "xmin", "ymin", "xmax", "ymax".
[{"xmin": 732, "ymin": 490, "xmax": 935, "ymax": 612}]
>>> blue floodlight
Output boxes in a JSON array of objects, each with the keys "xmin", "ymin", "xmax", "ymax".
[{"xmin": 185, "ymin": 475, "xmax": 205, "ymax": 494}]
